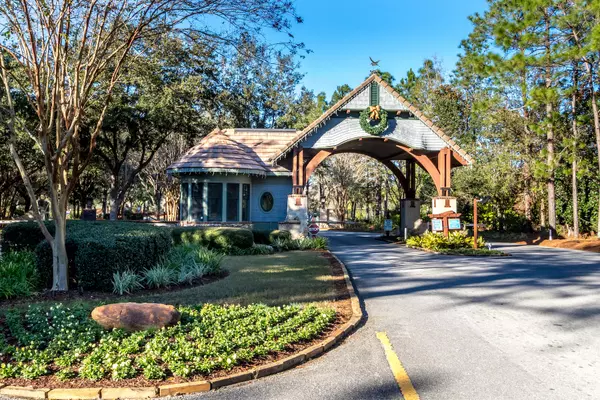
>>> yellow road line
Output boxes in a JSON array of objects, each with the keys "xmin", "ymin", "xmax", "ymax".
[{"xmin": 376, "ymin": 331, "xmax": 420, "ymax": 400}]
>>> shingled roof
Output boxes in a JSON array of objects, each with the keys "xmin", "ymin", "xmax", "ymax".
[{"xmin": 167, "ymin": 129, "xmax": 297, "ymax": 176}]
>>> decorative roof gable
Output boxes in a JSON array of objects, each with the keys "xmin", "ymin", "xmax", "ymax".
[{"xmin": 272, "ymin": 74, "xmax": 474, "ymax": 165}]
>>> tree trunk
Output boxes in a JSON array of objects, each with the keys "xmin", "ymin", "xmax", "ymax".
[
  {"xmin": 109, "ymin": 189, "xmax": 120, "ymax": 221},
  {"xmin": 52, "ymin": 214, "xmax": 69, "ymax": 291},
  {"xmin": 590, "ymin": 90, "xmax": 600, "ymax": 237},
  {"xmin": 540, "ymin": 199, "xmax": 546, "ymax": 229},
  {"xmin": 544, "ymin": 13, "xmax": 556, "ymax": 239},
  {"xmin": 571, "ymin": 75, "xmax": 580, "ymax": 238},
  {"xmin": 572, "ymin": 157, "xmax": 579, "ymax": 238}
]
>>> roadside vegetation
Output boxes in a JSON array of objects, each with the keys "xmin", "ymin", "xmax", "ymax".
[
  {"xmin": 0, "ymin": 234, "xmax": 342, "ymax": 386},
  {"xmin": 406, "ymin": 231, "xmax": 507, "ymax": 256},
  {"xmin": 0, "ymin": 222, "xmax": 329, "ymax": 300}
]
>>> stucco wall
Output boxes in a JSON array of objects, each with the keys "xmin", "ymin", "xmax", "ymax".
[{"xmin": 250, "ymin": 176, "xmax": 292, "ymax": 223}]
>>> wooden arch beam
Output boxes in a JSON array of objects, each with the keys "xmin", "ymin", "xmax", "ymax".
[
  {"xmin": 304, "ymin": 150, "xmax": 332, "ymax": 183},
  {"xmin": 394, "ymin": 144, "xmax": 443, "ymax": 195},
  {"xmin": 303, "ymin": 149, "xmax": 411, "ymax": 196}
]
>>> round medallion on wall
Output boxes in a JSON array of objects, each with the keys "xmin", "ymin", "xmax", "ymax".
[{"xmin": 260, "ymin": 192, "xmax": 274, "ymax": 212}]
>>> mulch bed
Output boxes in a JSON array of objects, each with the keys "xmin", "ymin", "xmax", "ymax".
[
  {"xmin": 0, "ymin": 252, "xmax": 353, "ymax": 389},
  {"xmin": 536, "ymin": 238, "xmax": 600, "ymax": 253}
]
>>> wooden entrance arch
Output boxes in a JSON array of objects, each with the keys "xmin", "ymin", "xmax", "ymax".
[
  {"xmin": 292, "ymin": 138, "xmax": 465, "ymax": 198},
  {"xmin": 302, "ymin": 149, "xmax": 414, "ymax": 198}
]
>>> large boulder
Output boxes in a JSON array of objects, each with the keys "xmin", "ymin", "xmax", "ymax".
[{"xmin": 91, "ymin": 303, "xmax": 180, "ymax": 332}]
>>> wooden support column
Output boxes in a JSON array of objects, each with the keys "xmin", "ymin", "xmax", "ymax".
[
  {"xmin": 406, "ymin": 160, "xmax": 416, "ymax": 198},
  {"xmin": 298, "ymin": 147, "xmax": 304, "ymax": 187},
  {"xmin": 445, "ymin": 147, "xmax": 452, "ymax": 190},
  {"xmin": 292, "ymin": 148, "xmax": 298, "ymax": 187},
  {"xmin": 292, "ymin": 147, "xmax": 305, "ymax": 194},
  {"xmin": 187, "ymin": 182, "xmax": 192, "ymax": 222},
  {"xmin": 437, "ymin": 147, "xmax": 452, "ymax": 196}
]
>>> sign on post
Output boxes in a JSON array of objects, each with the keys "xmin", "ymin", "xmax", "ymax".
[
  {"xmin": 384, "ymin": 219, "xmax": 393, "ymax": 234},
  {"xmin": 429, "ymin": 211, "xmax": 462, "ymax": 238},
  {"xmin": 448, "ymin": 218, "xmax": 461, "ymax": 230}
]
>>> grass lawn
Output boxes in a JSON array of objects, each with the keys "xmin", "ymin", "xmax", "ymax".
[
  {"xmin": 1, "ymin": 251, "xmax": 340, "ymax": 311},
  {"xmin": 131, "ymin": 250, "xmax": 339, "ymax": 307}
]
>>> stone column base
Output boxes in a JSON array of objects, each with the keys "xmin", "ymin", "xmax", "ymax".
[
  {"xmin": 280, "ymin": 194, "xmax": 309, "ymax": 238},
  {"xmin": 278, "ymin": 221, "xmax": 305, "ymax": 239},
  {"xmin": 400, "ymin": 199, "xmax": 424, "ymax": 235}
]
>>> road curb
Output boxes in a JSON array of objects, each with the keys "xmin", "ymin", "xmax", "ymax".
[{"xmin": 1, "ymin": 250, "xmax": 363, "ymax": 399}]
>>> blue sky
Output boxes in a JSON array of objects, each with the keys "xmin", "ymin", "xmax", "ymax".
[{"xmin": 287, "ymin": 0, "xmax": 488, "ymax": 97}]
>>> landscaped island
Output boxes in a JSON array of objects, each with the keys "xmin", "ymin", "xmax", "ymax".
[
  {"xmin": 406, "ymin": 231, "xmax": 508, "ymax": 256},
  {"xmin": 0, "ymin": 222, "xmax": 349, "ymax": 390}
]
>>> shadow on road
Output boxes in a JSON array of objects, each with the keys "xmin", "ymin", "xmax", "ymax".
[{"xmin": 325, "ymin": 231, "xmax": 600, "ymax": 328}]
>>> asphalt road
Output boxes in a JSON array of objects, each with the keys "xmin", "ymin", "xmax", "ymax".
[{"xmin": 189, "ymin": 231, "xmax": 600, "ymax": 400}]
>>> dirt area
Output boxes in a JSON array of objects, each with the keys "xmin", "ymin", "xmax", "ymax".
[{"xmin": 535, "ymin": 238, "xmax": 600, "ymax": 253}]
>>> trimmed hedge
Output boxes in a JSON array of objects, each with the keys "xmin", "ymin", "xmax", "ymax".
[
  {"xmin": 172, "ymin": 226, "xmax": 254, "ymax": 250},
  {"xmin": 252, "ymin": 229, "xmax": 271, "ymax": 245},
  {"xmin": 252, "ymin": 229, "xmax": 292, "ymax": 245},
  {"xmin": 3, "ymin": 221, "xmax": 172, "ymax": 291},
  {"xmin": 269, "ymin": 230, "xmax": 292, "ymax": 243},
  {"xmin": 1, "ymin": 221, "xmax": 54, "ymax": 252}
]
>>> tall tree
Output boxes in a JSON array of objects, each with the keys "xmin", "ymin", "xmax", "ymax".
[
  {"xmin": 330, "ymin": 84, "xmax": 353, "ymax": 104},
  {"xmin": 95, "ymin": 36, "xmax": 216, "ymax": 220},
  {"xmin": 0, "ymin": 0, "xmax": 303, "ymax": 291}
]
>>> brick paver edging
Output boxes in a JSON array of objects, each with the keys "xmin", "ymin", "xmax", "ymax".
[{"xmin": 0, "ymin": 251, "xmax": 363, "ymax": 400}]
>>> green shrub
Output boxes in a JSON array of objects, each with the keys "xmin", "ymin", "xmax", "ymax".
[
  {"xmin": 406, "ymin": 235, "xmax": 423, "ymax": 247},
  {"xmin": 33, "ymin": 221, "xmax": 172, "ymax": 291},
  {"xmin": 1, "ymin": 221, "xmax": 54, "ymax": 252},
  {"xmin": 111, "ymin": 270, "xmax": 144, "ymax": 295},
  {"xmin": 268, "ymin": 230, "xmax": 292, "ymax": 243},
  {"xmin": 0, "ymin": 252, "xmax": 39, "ymax": 299},
  {"xmin": 407, "ymin": 231, "xmax": 485, "ymax": 251},
  {"xmin": 252, "ymin": 230, "xmax": 271, "ymax": 244},
  {"xmin": 172, "ymin": 227, "xmax": 254, "ymax": 250},
  {"xmin": 229, "ymin": 244, "xmax": 275, "ymax": 256}
]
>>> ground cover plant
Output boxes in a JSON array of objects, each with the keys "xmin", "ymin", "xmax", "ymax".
[
  {"xmin": 435, "ymin": 248, "xmax": 508, "ymax": 256},
  {"xmin": 405, "ymin": 231, "xmax": 508, "ymax": 256},
  {"xmin": 0, "ymin": 302, "xmax": 336, "ymax": 383},
  {"xmin": 272, "ymin": 237, "xmax": 328, "ymax": 251}
]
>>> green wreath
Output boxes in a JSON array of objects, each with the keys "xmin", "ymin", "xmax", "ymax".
[{"xmin": 359, "ymin": 106, "xmax": 388, "ymax": 136}]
